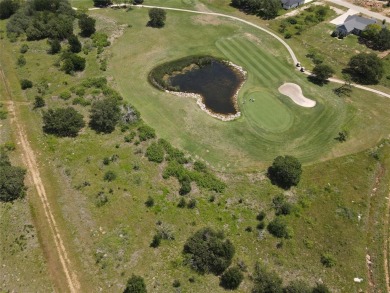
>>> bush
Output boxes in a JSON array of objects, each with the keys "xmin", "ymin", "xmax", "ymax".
[
  {"xmin": 42, "ymin": 107, "xmax": 85, "ymax": 137},
  {"xmin": 145, "ymin": 196, "xmax": 154, "ymax": 207},
  {"xmin": 0, "ymin": 0, "xmax": 19, "ymax": 20},
  {"xmin": 91, "ymin": 32, "xmax": 110, "ymax": 48},
  {"xmin": 183, "ymin": 227, "xmax": 235, "ymax": 275},
  {"xmin": 150, "ymin": 234, "xmax": 161, "ymax": 248},
  {"xmin": 272, "ymin": 194, "xmax": 293, "ymax": 216},
  {"xmin": 267, "ymin": 155, "xmax": 302, "ymax": 189},
  {"xmin": 177, "ymin": 197, "xmax": 186, "ymax": 208},
  {"xmin": 34, "ymin": 96, "xmax": 45, "ymax": 108},
  {"xmin": 124, "ymin": 131, "xmax": 136, "ymax": 143},
  {"xmin": 187, "ymin": 198, "xmax": 196, "ymax": 209},
  {"xmin": 61, "ymin": 52, "xmax": 86, "ymax": 73},
  {"xmin": 89, "ymin": 98, "xmax": 121, "ymax": 133},
  {"xmin": 0, "ymin": 151, "xmax": 26, "ymax": 202},
  {"xmin": 78, "ymin": 14, "xmax": 96, "ymax": 37},
  {"xmin": 17, "ymin": 55, "xmax": 26, "ymax": 66},
  {"xmin": 320, "ymin": 253, "xmax": 336, "ymax": 268},
  {"xmin": 252, "ymin": 263, "xmax": 283, "ymax": 293},
  {"xmin": 193, "ymin": 161, "xmax": 207, "ymax": 172},
  {"xmin": 123, "ymin": 274, "xmax": 147, "ymax": 293},
  {"xmin": 103, "ymin": 170, "xmax": 117, "ymax": 182},
  {"xmin": 312, "ymin": 283, "xmax": 331, "ymax": 293},
  {"xmin": 49, "ymin": 39, "xmax": 61, "ymax": 54},
  {"xmin": 95, "ymin": 192, "xmax": 108, "ymax": 207},
  {"xmin": 20, "ymin": 79, "xmax": 33, "ymax": 90},
  {"xmin": 284, "ymin": 280, "xmax": 311, "ymax": 293},
  {"xmin": 146, "ymin": 142, "xmax": 165, "ymax": 163},
  {"xmin": 172, "ymin": 280, "xmax": 180, "ymax": 288},
  {"xmin": 138, "ymin": 125, "xmax": 156, "ymax": 141},
  {"xmin": 257, "ymin": 221, "xmax": 265, "ymax": 230},
  {"xmin": 267, "ymin": 217, "xmax": 293, "ymax": 239},
  {"xmin": 256, "ymin": 211, "xmax": 266, "ymax": 221},
  {"xmin": 59, "ymin": 91, "xmax": 71, "ymax": 100},
  {"xmin": 220, "ymin": 267, "xmax": 243, "ymax": 290},
  {"xmin": 68, "ymin": 34, "xmax": 82, "ymax": 53},
  {"xmin": 179, "ymin": 177, "xmax": 191, "ymax": 195},
  {"xmin": 20, "ymin": 43, "xmax": 29, "ymax": 53}
]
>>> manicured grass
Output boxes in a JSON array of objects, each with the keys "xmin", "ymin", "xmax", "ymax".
[{"xmin": 105, "ymin": 8, "xmax": 390, "ymax": 171}]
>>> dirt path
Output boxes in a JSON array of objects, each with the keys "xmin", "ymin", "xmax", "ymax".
[{"xmin": 0, "ymin": 68, "xmax": 81, "ymax": 292}]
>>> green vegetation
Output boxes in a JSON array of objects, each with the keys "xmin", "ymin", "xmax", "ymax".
[
  {"xmin": 252, "ymin": 263, "xmax": 283, "ymax": 293},
  {"xmin": 42, "ymin": 107, "xmax": 85, "ymax": 137},
  {"xmin": 123, "ymin": 274, "xmax": 147, "ymax": 293},
  {"xmin": 346, "ymin": 53, "xmax": 384, "ymax": 85},
  {"xmin": 89, "ymin": 98, "xmax": 121, "ymax": 133},
  {"xmin": 145, "ymin": 142, "xmax": 164, "ymax": 163},
  {"xmin": 0, "ymin": 0, "xmax": 19, "ymax": 20},
  {"xmin": 267, "ymin": 156, "xmax": 302, "ymax": 189},
  {"xmin": 267, "ymin": 216, "xmax": 293, "ymax": 239},
  {"xmin": 0, "ymin": 151, "xmax": 26, "ymax": 202},
  {"xmin": 148, "ymin": 8, "xmax": 166, "ymax": 28},
  {"xmin": 183, "ymin": 227, "xmax": 235, "ymax": 275},
  {"xmin": 20, "ymin": 79, "xmax": 32, "ymax": 90},
  {"xmin": 78, "ymin": 14, "xmax": 96, "ymax": 37},
  {"xmin": 312, "ymin": 64, "xmax": 334, "ymax": 83},
  {"xmin": 219, "ymin": 266, "xmax": 244, "ymax": 290},
  {"xmin": 231, "ymin": 0, "xmax": 281, "ymax": 19}
]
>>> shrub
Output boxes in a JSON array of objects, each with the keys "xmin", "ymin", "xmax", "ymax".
[
  {"xmin": 145, "ymin": 196, "xmax": 154, "ymax": 207},
  {"xmin": 183, "ymin": 227, "xmax": 235, "ymax": 275},
  {"xmin": 320, "ymin": 253, "xmax": 336, "ymax": 268},
  {"xmin": 0, "ymin": 0, "xmax": 19, "ymax": 20},
  {"xmin": 252, "ymin": 263, "xmax": 283, "ymax": 293},
  {"xmin": 150, "ymin": 234, "xmax": 161, "ymax": 248},
  {"xmin": 138, "ymin": 125, "xmax": 156, "ymax": 141},
  {"xmin": 20, "ymin": 79, "xmax": 33, "ymax": 90},
  {"xmin": 284, "ymin": 280, "xmax": 311, "ymax": 293},
  {"xmin": 49, "ymin": 39, "xmax": 61, "ymax": 54},
  {"xmin": 89, "ymin": 98, "xmax": 121, "ymax": 133},
  {"xmin": 95, "ymin": 192, "xmax": 108, "ymax": 207},
  {"xmin": 256, "ymin": 211, "xmax": 266, "ymax": 221},
  {"xmin": 17, "ymin": 55, "xmax": 26, "ymax": 66},
  {"xmin": 172, "ymin": 280, "xmax": 180, "ymax": 288},
  {"xmin": 257, "ymin": 221, "xmax": 265, "ymax": 230},
  {"xmin": 42, "ymin": 107, "xmax": 85, "ymax": 137},
  {"xmin": 68, "ymin": 34, "xmax": 82, "ymax": 53},
  {"xmin": 124, "ymin": 131, "xmax": 136, "ymax": 142},
  {"xmin": 20, "ymin": 43, "xmax": 29, "ymax": 53},
  {"xmin": 123, "ymin": 274, "xmax": 147, "ymax": 293},
  {"xmin": 61, "ymin": 52, "xmax": 86, "ymax": 73},
  {"xmin": 193, "ymin": 161, "xmax": 207, "ymax": 172},
  {"xmin": 179, "ymin": 178, "xmax": 191, "ymax": 195},
  {"xmin": 59, "ymin": 91, "xmax": 71, "ymax": 100},
  {"xmin": 78, "ymin": 14, "xmax": 96, "ymax": 37},
  {"xmin": 0, "ymin": 151, "xmax": 26, "ymax": 202},
  {"xmin": 34, "ymin": 96, "xmax": 45, "ymax": 108},
  {"xmin": 187, "ymin": 198, "xmax": 196, "ymax": 209},
  {"xmin": 177, "ymin": 197, "xmax": 186, "ymax": 208},
  {"xmin": 267, "ymin": 155, "xmax": 302, "ymax": 189},
  {"xmin": 91, "ymin": 32, "xmax": 110, "ymax": 48},
  {"xmin": 146, "ymin": 142, "xmax": 165, "ymax": 163},
  {"xmin": 312, "ymin": 283, "xmax": 331, "ymax": 293},
  {"xmin": 267, "ymin": 217, "xmax": 293, "ymax": 239},
  {"xmin": 272, "ymin": 194, "xmax": 293, "ymax": 216},
  {"xmin": 103, "ymin": 170, "xmax": 116, "ymax": 182},
  {"xmin": 220, "ymin": 266, "xmax": 243, "ymax": 290}
]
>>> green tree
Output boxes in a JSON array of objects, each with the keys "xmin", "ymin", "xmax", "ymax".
[
  {"xmin": 89, "ymin": 98, "xmax": 121, "ymax": 133},
  {"xmin": 346, "ymin": 53, "xmax": 384, "ymax": 84},
  {"xmin": 361, "ymin": 23, "xmax": 382, "ymax": 42},
  {"xmin": 267, "ymin": 217, "xmax": 293, "ymax": 239},
  {"xmin": 148, "ymin": 8, "xmax": 166, "ymax": 28},
  {"xmin": 20, "ymin": 79, "xmax": 33, "ymax": 90},
  {"xmin": 0, "ymin": 151, "xmax": 26, "ymax": 202},
  {"xmin": 267, "ymin": 155, "xmax": 302, "ymax": 189},
  {"xmin": 183, "ymin": 227, "xmax": 235, "ymax": 275},
  {"xmin": 93, "ymin": 0, "xmax": 112, "ymax": 6},
  {"xmin": 49, "ymin": 39, "xmax": 61, "ymax": 54},
  {"xmin": 220, "ymin": 266, "xmax": 244, "ymax": 290},
  {"xmin": 0, "ymin": 0, "xmax": 19, "ymax": 20},
  {"xmin": 260, "ymin": 0, "xmax": 281, "ymax": 19},
  {"xmin": 283, "ymin": 280, "xmax": 311, "ymax": 293},
  {"xmin": 374, "ymin": 28, "xmax": 390, "ymax": 50},
  {"xmin": 312, "ymin": 64, "xmax": 334, "ymax": 82},
  {"xmin": 34, "ymin": 96, "xmax": 45, "ymax": 108},
  {"xmin": 42, "ymin": 107, "xmax": 85, "ymax": 137},
  {"xmin": 78, "ymin": 14, "xmax": 96, "ymax": 37},
  {"xmin": 252, "ymin": 263, "xmax": 283, "ymax": 293},
  {"xmin": 68, "ymin": 34, "xmax": 82, "ymax": 53},
  {"xmin": 123, "ymin": 274, "xmax": 147, "ymax": 293}
]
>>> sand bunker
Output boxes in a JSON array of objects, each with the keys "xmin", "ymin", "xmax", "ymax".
[{"xmin": 278, "ymin": 83, "xmax": 316, "ymax": 108}]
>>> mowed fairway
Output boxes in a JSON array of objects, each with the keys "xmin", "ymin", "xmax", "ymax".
[{"xmin": 103, "ymin": 8, "xmax": 390, "ymax": 171}]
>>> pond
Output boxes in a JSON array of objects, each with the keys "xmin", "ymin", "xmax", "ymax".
[{"xmin": 169, "ymin": 60, "xmax": 245, "ymax": 115}]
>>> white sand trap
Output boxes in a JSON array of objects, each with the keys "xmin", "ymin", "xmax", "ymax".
[{"xmin": 278, "ymin": 83, "xmax": 316, "ymax": 108}]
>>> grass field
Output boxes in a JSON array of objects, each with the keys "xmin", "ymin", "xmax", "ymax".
[
  {"xmin": 104, "ymin": 7, "xmax": 390, "ymax": 171},
  {"xmin": 1, "ymin": 2, "xmax": 390, "ymax": 292}
]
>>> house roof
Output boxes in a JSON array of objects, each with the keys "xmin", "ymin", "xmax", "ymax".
[
  {"xmin": 337, "ymin": 15, "xmax": 377, "ymax": 33},
  {"xmin": 281, "ymin": 0, "xmax": 303, "ymax": 6}
]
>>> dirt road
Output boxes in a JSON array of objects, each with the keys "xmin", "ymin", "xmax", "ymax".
[{"xmin": 0, "ymin": 67, "xmax": 81, "ymax": 292}]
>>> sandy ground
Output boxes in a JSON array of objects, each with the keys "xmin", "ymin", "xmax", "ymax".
[
  {"xmin": 278, "ymin": 83, "xmax": 316, "ymax": 107},
  {"xmin": 330, "ymin": 8, "xmax": 358, "ymax": 25}
]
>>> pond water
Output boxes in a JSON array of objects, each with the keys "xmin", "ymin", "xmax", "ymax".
[{"xmin": 169, "ymin": 61, "xmax": 245, "ymax": 115}]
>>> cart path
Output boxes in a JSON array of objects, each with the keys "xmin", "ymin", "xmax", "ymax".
[{"xmin": 0, "ymin": 67, "xmax": 81, "ymax": 293}]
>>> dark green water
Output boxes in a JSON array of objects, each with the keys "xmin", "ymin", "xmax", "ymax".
[{"xmin": 170, "ymin": 61, "xmax": 244, "ymax": 115}]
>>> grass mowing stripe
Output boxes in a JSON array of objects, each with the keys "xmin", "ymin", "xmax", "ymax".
[
  {"xmin": 216, "ymin": 39, "xmax": 275, "ymax": 83},
  {"xmin": 236, "ymin": 37, "xmax": 293, "ymax": 80},
  {"xmin": 223, "ymin": 38, "xmax": 279, "ymax": 83},
  {"xmin": 232, "ymin": 37, "xmax": 290, "ymax": 81}
]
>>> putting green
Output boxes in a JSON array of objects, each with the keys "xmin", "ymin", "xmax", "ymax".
[{"xmin": 242, "ymin": 91, "xmax": 293, "ymax": 132}]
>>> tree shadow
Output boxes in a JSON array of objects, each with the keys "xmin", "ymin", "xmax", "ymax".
[{"xmin": 307, "ymin": 75, "xmax": 329, "ymax": 86}]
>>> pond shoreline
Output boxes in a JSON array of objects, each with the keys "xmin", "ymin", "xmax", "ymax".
[{"xmin": 166, "ymin": 60, "xmax": 247, "ymax": 122}]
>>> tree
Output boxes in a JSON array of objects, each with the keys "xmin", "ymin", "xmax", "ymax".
[
  {"xmin": 312, "ymin": 284, "xmax": 331, "ymax": 293},
  {"xmin": 133, "ymin": 0, "xmax": 144, "ymax": 4},
  {"xmin": 260, "ymin": 0, "xmax": 281, "ymax": 19},
  {"xmin": 93, "ymin": 0, "xmax": 112, "ymax": 7},
  {"xmin": 42, "ymin": 107, "xmax": 85, "ymax": 137},
  {"xmin": 123, "ymin": 274, "xmax": 147, "ymax": 293},
  {"xmin": 267, "ymin": 155, "xmax": 302, "ymax": 189},
  {"xmin": 89, "ymin": 98, "xmax": 121, "ymax": 133},
  {"xmin": 312, "ymin": 64, "xmax": 334, "ymax": 83},
  {"xmin": 361, "ymin": 23, "xmax": 382, "ymax": 42},
  {"xmin": 183, "ymin": 227, "xmax": 235, "ymax": 275},
  {"xmin": 283, "ymin": 280, "xmax": 311, "ymax": 293},
  {"xmin": 148, "ymin": 8, "xmax": 166, "ymax": 28},
  {"xmin": 68, "ymin": 34, "xmax": 82, "ymax": 53},
  {"xmin": 61, "ymin": 52, "xmax": 86, "ymax": 73},
  {"xmin": 20, "ymin": 79, "xmax": 33, "ymax": 90},
  {"xmin": 220, "ymin": 267, "xmax": 244, "ymax": 290},
  {"xmin": 267, "ymin": 217, "xmax": 293, "ymax": 238},
  {"xmin": 34, "ymin": 96, "xmax": 45, "ymax": 108},
  {"xmin": 374, "ymin": 28, "xmax": 390, "ymax": 50},
  {"xmin": 78, "ymin": 14, "xmax": 96, "ymax": 37},
  {"xmin": 252, "ymin": 263, "xmax": 283, "ymax": 293},
  {"xmin": 0, "ymin": 151, "xmax": 26, "ymax": 202},
  {"xmin": 0, "ymin": 0, "xmax": 19, "ymax": 20},
  {"xmin": 49, "ymin": 39, "xmax": 61, "ymax": 54},
  {"xmin": 346, "ymin": 53, "xmax": 384, "ymax": 84}
]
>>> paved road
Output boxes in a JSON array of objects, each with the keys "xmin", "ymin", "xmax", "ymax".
[{"xmin": 324, "ymin": 0, "xmax": 390, "ymax": 22}]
